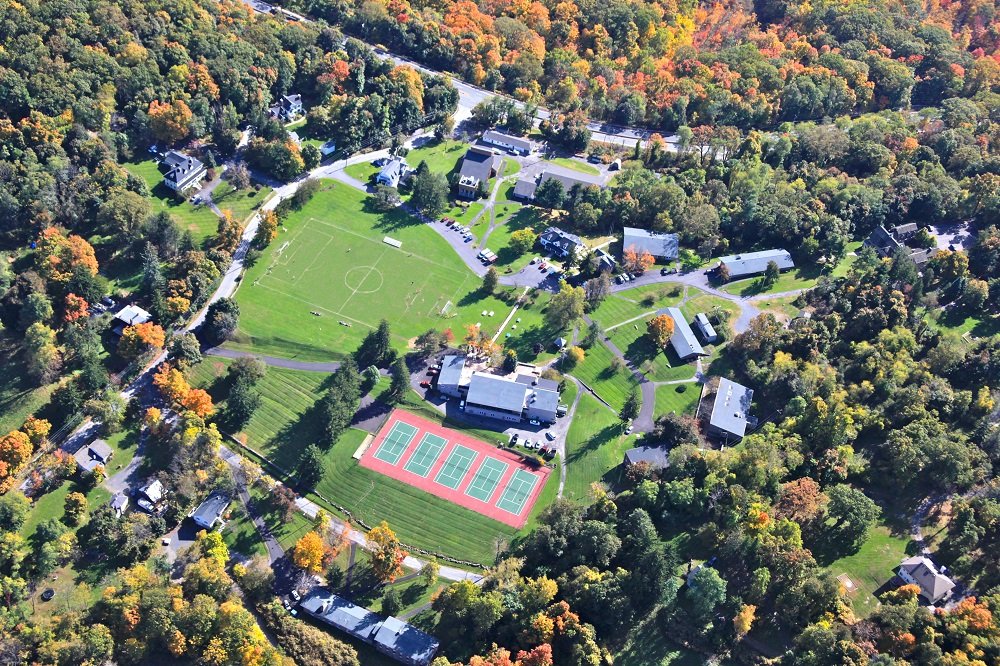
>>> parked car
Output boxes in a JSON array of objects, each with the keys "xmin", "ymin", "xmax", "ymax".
[
  {"xmin": 625, "ymin": 424, "xmax": 634, "ymax": 435},
  {"xmin": 419, "ymin": 380, "xmax": 431, "ymax": 388},
  {"xmin": 545, "ymin": 431, "xmax": 556, "ymax": 441},
  {"xmin": 510, "ymin": 434, "xmax": 519, "ymax": 445},
  {"xmin": 41, "ymin": 589, "xmax": 55, "ymax": 602},
  {"xmin": 529, "ymin": 419, "xmax": 540, "ymax": 426}
]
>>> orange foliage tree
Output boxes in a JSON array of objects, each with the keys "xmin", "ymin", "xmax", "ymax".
[
  {"xmin": 646, "ymin": 314, "xmax": 675, "ymax": 348},
  {"xmin": 63, "ymin": 293, "xmax": 89, "ymax": 323},
  {"xmin": 179, "ymin": 388, "xmax": 214, "ymax": 418},
  {"xmin": 292, "ymin": 531, "xmax": 333, "ymax": 573},
  {"xmin": 623, "ymin": 245, "xmax": 655, "ymax": 273},
  {"xmin": 0, "ymin": 430, "xmax": 34, "ymax": 492},
  {"xmin": 254, "ymin": 210, "xmax": 278, "ymax": 248},
  {"xmin": 148, "ymin": 99, "xmax": 193, "ymax": 144},
  {"xmin": 153, "ymin": 364, "xmax": 191, "ymax": 404},
  {"xmin": 119, "ymin": 322, "xmax": 166, "ymax": 359},
  {"xmin": 35, "ymin": 228, "xmax": 99, "ymax": 283},
  {"xmin": 215, "ymin": 210, "xmax": 243, "ymax": 253},
  {"xmin": 368, "ymin": 521, "xmax": 408, "ymax": 583}
]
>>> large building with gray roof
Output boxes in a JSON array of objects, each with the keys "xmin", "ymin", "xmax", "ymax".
[
  {"xmin": 707, "ymin": 378, "xmax": 754, "ymax": 441},
  {"xmin": 664, "ymin": 307, "xmax": 705, "ymax": 360},
  {"xmin": 717, "ymin": 249, "xmax": 794, "ymax": 279},
  {"xmin": 437, "ymin": 355, "xmax": 471, "ymax": 398},
  {"xmin": 464, "ymin": 372, "xmax": 560, "ymax": 423},
  {"xmin": 622, "ymin": 227, "xmax": 679, "ymax": 260}
]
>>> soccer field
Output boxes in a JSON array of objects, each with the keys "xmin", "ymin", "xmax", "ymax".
[{"xmin": 230, "ymin": 181, "xmax": 517, "ymax": 360}]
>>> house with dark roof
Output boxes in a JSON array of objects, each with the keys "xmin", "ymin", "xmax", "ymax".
[
  {"xmin": 707, "ymin": 378, "xmax": 754, "ymax": 441},
  {"xmin": 159, "ymin": 151, "xmax": 206, "ymax": 192},
  {"xmin": 376, "ymin": 159, "xmax": 407, "ymax": 188},
  {"xmin": 623, "ymin": 446, "xmax": 669, "ymax": 469},
  {"xmin": 539, "ymin": 227, "xmax": 585, "ymax": 259},
  {"xmin": 694, "ymin": 313, "xmax": 717, "ymax": 343},
  {"xmin": 482, "ymin": 130, "xmax": 532, "ymax": 155},
  {"xmin": 190, "ymin": 492, "xmax": 231, "ymax": 530},
  {"xmin": 136, "ymin": 479, "xmax": 166, "ymax": 514},
  {"xmin": 622, "ymin": 227, "xmax": 679, "ymax": 261},
  {"xmin": 269, "ymin": 93, "xmax": 304, "ymax": 121},
  {"xmin": 75, "ymin": 440, "xmax": 113, "ymax": 473},
  {"xmin": 512, "ymin": 178, "xmax": 538, "ymax": 200},
  {"xmin": 511, "ymin": 168, "xmax": 602, "ymax": 201},
  {"xmin": 864, "ymin": 224, "xmax": 932, "ymax": 267},
  {"xmin": 595, "ymin": 248, "xmax": 617, "ymax": 273},
  {"xmin": 717, "ymin": 249, "xmax": 795, "ymax": 280},
  {"xmin": 300, "ymin": 590, "xmax": 439, "ymax": 666},
  {"xmin": 457, "ymin": 146, "xmax": 503, "ymax": 199},
  {"xmin": 899, "ymin": 557, "xmax": 955, "ymax": 604},
  {"xmin": 664, "ymin": 307, "xmax": 706, "ymax": 360}
]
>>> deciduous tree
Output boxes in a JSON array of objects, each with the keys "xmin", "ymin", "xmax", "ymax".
[
  {"xmin": 368, "ymin": 521, "xmax": 407, "ymax": 583},
  {"xmin": 646, "ymin": 314, "xmax": 675, "ymax": 348}
]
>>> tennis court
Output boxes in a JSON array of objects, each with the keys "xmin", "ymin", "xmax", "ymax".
[
  {"xmin": 359, "ymin": 409, "xmax": 552, "ymax": 528},
  {"xmin": 465, "ymin": 459, "xmax": 509, "ymax": 503},
  {"xmin": 496, "ymin": 469, "xmax": 540, "ymax": 515},
  {"xmin": 373, "ymin": 421, "xmax": 419, "ymax": 465},
  {"xmin": 403, "ymin": 432, "xmax": 449, "ymax": 477},
  {"xmin": 435, "ymin": 445, "xmax": 477, "ymax": 489}
]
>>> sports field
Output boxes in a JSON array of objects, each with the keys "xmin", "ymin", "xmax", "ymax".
[
  {"xmin": 229, "ymin": 181, "xmax": 518, "ymax": 361},
  {"xmin": 360, "ymin": 409, "xmax": 550, "ymax": 528}
]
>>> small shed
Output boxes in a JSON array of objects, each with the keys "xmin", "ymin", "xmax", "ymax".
[{"xmin": 623, "ymin": 446, "xmax": 669, "ymax": 470}]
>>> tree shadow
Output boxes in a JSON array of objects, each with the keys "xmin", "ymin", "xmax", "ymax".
[
  {"xmin": 565, "ymin": 424, "xmax": 621, "ymax": 463},
  {"xmin": 267, "ymin": 400, "xmax": 328, "ymax": 468},
  {"xmin": 507, "ymin": 325, "xmax": 554, "ymax": 362}
]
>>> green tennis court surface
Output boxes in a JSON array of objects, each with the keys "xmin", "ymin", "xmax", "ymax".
[
  {"xmin": 466, "ymin": 458, "xmax": 509, "ymax": 502},
  {"xmin": 496, "ymin": 469, "xmax": 540, "ymax": 515},
  {"xmin": 403, "ymin": 433, "xmax": 448, "ymax": 477},
  {"xmin": 434, "ymin": 445, "xmax": 477, "ymax": 490},
  {"xmin": 373, "ymin": 421, "xmax": 419, "ymax": 465}
]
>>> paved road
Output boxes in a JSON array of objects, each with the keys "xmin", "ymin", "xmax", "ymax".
[{"xmin": 221, "ymin": 445, "xmax": 286, "ymax": 564}]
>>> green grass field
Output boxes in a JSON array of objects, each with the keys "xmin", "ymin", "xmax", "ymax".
[
  {"xmin": 605, "ymin": 322, "xmax": 698, "ymax": 383},
  {"xmin": 211, "ymin": 181, "xmax": 272, "ymax": 223},
  {"xmin": 187, "ymin": 359, "xmax": 557, "ymax": 565},
  {"xmin": 754, "ymin": 295, "xmax": 802, "ymax": 320},
  {"xmin": 589, "ymin": 283, "xmax": 685, "ymax": 329},
  {"xmin": 483, "ymin": 207, "xmax": 544, "ymax": 273},
  {"xmin": 548, "ymin": 157, "xmax": 601, "ymax": 176},
  {"xmin": 654, "ymin": 383, "xmax": 700, "ymax": 419},
  {"xmin": 823, "ymin": 525, "xmax": 912, "ymax": 618},
  {"xmin": 562, "ymin": 392, "xmax": 633, "ymax": 501},
  {"xmin": 613, "ymin": 612, "xmax": 705, "ymax": 666},
  {"xmin": 123, "ymin": 159, "xmax": 220, "ymax": 243},
  {"xmin": 228, "ymin": 180, "xmax": 522, "ymax": 361},
  {"xmin": 406, "ymin": 139, "xmax": 466, "ymax": 175},
  {"xmin": 570, "ymin": 339, "xmax": 639, "ymax": 410},
  {"xmin": 0, "ymin": 333, "xmax": 60, "ymax": 435}
]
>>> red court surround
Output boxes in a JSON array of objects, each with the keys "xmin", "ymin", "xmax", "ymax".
[{"xmin": 359, "ymin": 409, "xmax": 551, "ymax": 528}]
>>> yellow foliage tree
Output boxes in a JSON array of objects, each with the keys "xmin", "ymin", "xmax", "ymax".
[
  {"xmin": 148, "ymin": 99, "xmax": 193, "ymax": 144},
  {"xmin": 368, "ymin": 521, "xmax": 408, "ymax": 583},
  {"xmin": 646, "ymin": 314, "xmax": 675, "ymax": 348},
  {"xmin": 292, "ymin": 531, "xmax": 331, "ymax": 573},
  {"xmin": 215, "ymin": 210, "xmax": 243, "ymax": 253},
  {"xmin": 119, "ymin": 322, "xmax": 166, "ymax": 359},
  {"xmin": 733, "ymin": 604, "xmax": 756, "ymax": 638}
]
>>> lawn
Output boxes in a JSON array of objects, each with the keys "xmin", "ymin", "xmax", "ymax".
[
  {"xmin": 547, "ymin": 157, "xmax": 601, "ymax": 176},
  {"xmin": 345, "ymin": 161, "xmax": 379, "ymax": 183},
  {"xmin": 932, "ymin": 307, "xmax": 1000, "ymax": 338},
  {"xmin": 406, "ymin": 139, "xmax": 467, "ymax": 175},
  {"xmin": 249, "ymin": 485, "xmax": 318, "ymax": 550},
  {"xmin": 589, "ymin": 283, "xmax": 685, "ymax": 329},
  {"xmin": 0, "ymin": 333, "xmax": 60, "ymax": 435},
  {"xmin": 499, "ymin": 290, "xmax": 561, "ymax": 365},
  {"xmin": 754, "ymin": 295, "xmax": 802, "ymax": 320},
  {"xmin": 211, "ymin": 181, "xmax": 272, "ymax": 223},
  {"xmin": 123, "ymin": 159, "xmax": 221, "ymax": 244},
  {"xmin": 605, "ymin": 322, "xmax": 698, "ymax": 384},
  {"xmin": 613, "ymin": 612, "xmax": 705, "ymax": 666},
  {"xmin": 822, "ymin": 525, "xmax": 913, "ymax": 618},
  {"xmin": 482, "ymin": 207, "xmax": 545, "ymax": 274},
  {"xmin": 720, "ymin": 266, "xmax": 824, "ymax": 297},
  {"xmin": 562, "ymin": 392, "xmax": 633, "ymax": 501},
  {"xmin": 221, "ymin": 500, "xmax": 267, "ymax": 558},
  {"xmin": 570, "ymin": 340, "xmax": 640, "ymax": 410},
  {"xmin": 654, "ymin": 384, "xmax": 700, "ymax": 419},
  {"xmin": 227, "ymin": 180, "xmax": 524, "ymax": 361},
  {"xmin": 187, "ymin": 360, "xmax": 557, "ymax": 565}
]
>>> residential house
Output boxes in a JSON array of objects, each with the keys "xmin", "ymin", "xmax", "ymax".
[
  {"xmin": 269, "ymin": 93, "xmax": 304, "ymax": 121},
  {"xmin": 623, "ymin": 446, "xmax": 669, "ymax": 469},
  {"xmin": 622, "ymin": 227, "xmax": 679, "ymax": 261},
  {"xmin": 694, "ymin": 313, "xmax": 717, "ymax": 343},
  {"xmin": 136, "ymin": 479, "xmax": 166, "ymax": 514},
  {"xmin": 436, "ymin": 355, "xmax": 471, "ymax": 399},
  {"xmin": 539, "ymin": 227, "xmax": 585, "ymax": 259},
  {"xmin": 864, "ymin": 224, "xmax": 932, "ymax": 267},
  {"xmin": 457, "ymin": 146, "xmax": 502, "ymax": 199},
  {"xmin": 664, "ymin": 307, "xmax": 706, "ymax": 360},
  {"xmin": 109, "ymin": 492, "xmax": 129, "ymax": 518},
  {"xmin": 159, "ymin": 151, "xmax": 206, "ymax": 192},
  {"xmin": 512, "ymin": 168, "xmax": 602, "ymax": 202},
  {"xmin": 320, "ymin": 140, "xmax": 337, "ymax": 157},
  {"xmin": 481, "ymin": 130, "xmax": 532, "ymax": 155},
  {"xmin": 112, "ymin": 304, "xmax": 152, "ymax": 336},
  {"xmin": 75, "ymin": 440, "xmax": 113, "ymax": 473},
  {"xmin": 376, "ymin": 159, "xmax": 406, "ymax": 188},
  {"xmin": 300, "ymin": 590, "xmax": 439, "ymax": 666},
  {"xmin": 190, "ymin": 492, "xmax": 231, "ymax": 530},
  {"xmin": 707, "ymin": 378, "xmax": 754, "ymax": 441},
  {"xmin": 898, "ymin": 557, "xmax": 956, "ymax": 604},
  {"xmin": 512, "ymin": 178, "xmax": 538, "ymax": 200},
  {"xmin": 717, "ymin": 249, "xmax": 795, "ymax": 280},
  {"xmin": 595, "ymin": 248, "xmax": 617, "ymax": 273}
]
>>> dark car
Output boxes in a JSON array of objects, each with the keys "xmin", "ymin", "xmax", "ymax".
[{"xmin": 41, "ymin": 588, "xmax": 55, "ymax": 601}]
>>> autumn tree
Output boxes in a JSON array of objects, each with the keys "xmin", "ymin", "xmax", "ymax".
[
  {"xmin": 368, "ymin": 521, "xmax": 407, "ymax": 583},
  {"xmin": 0, "ymin": 431, "xmax": 33, "ymax": 492},
  {"xmin": 775, "ymin": 477, "xmax": 827, "ymax": 523},
  {"xmin": 509, "ymin": 228, "xmax": 538, "ymax": 255},
  {"xmin": 24, "ymin": 322, "xmax": 61, "ymax": 383},
  {"xmin": 179, "ymin": 388, "xmax": 214, "ymax": 418},
  {"xmin": 545, "ymin": 283, "xmax": 585, "ymax": 330},
  {"xmin": 563, "ymin": 345, "xmax": 584, "ymax": 368},
  {"xmin": 63, "ymin": 293, "xmax": 89, "ymax": 323},
  {"xmin": 215, "ymin": 210, "xmax": 243, "ymax": 253},
  {"xmin": 623, "ymin": 246, "xmax": 654, "ymax": 273},
  {"xmin": 63, "ymin": 492, "xmax": 88, "ymax": 526},
  {"xmin": 254, "ymin": 210, "xmax": 279, "ymax": 249},
  {"xmin": 118, "ymin": 322, "xmax": 166, "ymax": 359},
  {"xmin": 22, "ymin": 416, "xmax": 51, "ymax": 447},
  {"xmin": 293, "ymin": 531, "xmax": 333, "ymax": 574},
  {"xmin": 148, "ymin": 99, "xmax": 193, "ymax": 144},
  {"xmin": 35, "ymin": 228, "xmax": 99, "ymax": 283},
  {"xmin": 733, "ymin": 604, "xmax": 756, "ymax": 639},
  {"xmin": 646, "ymin": 314, "xmax": 675, "ymax": 348}
]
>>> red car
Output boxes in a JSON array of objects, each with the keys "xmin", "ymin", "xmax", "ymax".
[{"xmin": 419, "ymin": 380, "xmax": 431, "ymax": 388}]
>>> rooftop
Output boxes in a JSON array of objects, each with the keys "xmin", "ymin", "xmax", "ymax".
[
  {"xmin": 624, "ymin": 446, "xmax": 670, "ymax": 468},
  {"xmin": 459, "ymin": 146, "xmax": 501, "ymax": 184},
  {"xmin": 466, "ymin": 372, "xmax": 528, "ymax": 413},
  {"xmin": 718, "ymin": 249, "xmax": 794, "ymax": 278},
  {"xmin": 301, "ymin": 592, "xmax": 382, "ymax": 640},
  {"xmin": 191, "ymin": 492, "xmax": 230, "ymax": 528},
  {"xmin": 372, "ymin": 615, "xmax": 440, "ymax": 665},
  {"xmin": 709, "ymin": 378, "xmax": 753, "ymax": 439},
  {"xmin": 114, "ymin": 305, "xmax": 152, "ymax": 326},
  {"xmin": 482, "ymin": 130, "xmax": 532, "ymax": 152},
  {"xmin": 437, "ymin": 355, "xmax": 468, "ymax": 388},
  {"xmin": 665, "ymin": 307, "xmax": 705, "ymax": 359},
  {"xmin": 694, "ymin": 312, "xmax": 717, "ymax": 340},
  {"xmin": 622, "ymin": 227, "xmax": 679, "ymax": 259}
]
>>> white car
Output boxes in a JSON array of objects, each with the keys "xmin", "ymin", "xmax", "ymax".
[
  {"xmin": 625, "ymin": 424, "xmax": 634, "ymax": 435},
  {"xmin": 529, "ymin": 419, "xmax": 540, "ymax": 426}
]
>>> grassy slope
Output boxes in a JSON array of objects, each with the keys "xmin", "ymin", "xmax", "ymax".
[
  {"xmin": 562, "ymin": 392, "xmax": 634, "ymax": 501},
  {"xmin": 228, "ymin": 180, "xmax": 521, "ymax": 361},
  {"xmin": 654, "ymin": 384, "xmax": 700, "ymax": 419},
  {"xmin": 548, "ymin": 157, "xmax": 601, "ymax": 175},
  {"xmin": 0, "ymin": 333, "xmax": 60, "ymax": 435},
  {"xmin": 570, "ymin": 339, "xmax": 639, "ymax": 411},
  {"xmin": 211, "ymin": 181, "xmax": 272, "ymax": 223}
]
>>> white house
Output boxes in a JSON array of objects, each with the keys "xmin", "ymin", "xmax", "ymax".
[{"xmin": 159, "ymin": 151, "xmax": 206, "ymax": 192}]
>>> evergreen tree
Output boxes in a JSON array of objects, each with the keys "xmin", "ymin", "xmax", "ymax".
[
  {"xmin": 388, "ymin": 357, "xmax": 410, "ymax": 403},
  {"xmin": 355, "ymin": 319, "xmax": 392, "ymax": 368},
  {"xmin": 297, "ymin": 444, "xmax": 325, "ymax": 490},
  {"xmin": 482, "ymin": 266, "xmax": 499, "ymax": 293},
  {"xmin": 620, "ymin": 388, "xmax": 641, "ymax": 425}
]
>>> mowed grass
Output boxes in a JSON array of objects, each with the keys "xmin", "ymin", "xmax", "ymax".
[
  {"xmin": 613, "ymin": 612, "xmax": 705, "ymax": 666},
  {"xmin": 211, "ymin": 181, "xmax": 272, "ymax": 223},
  {"xmin": 654, "ymin": 384, "xmax": 700, "ymax": 418},
  {"xmin": 548, "ymin": 157, "xmax": 601, "ymax": 176},
  {"xmin": 562, "ymin": 392, "xmax": 633, "ymax": 501},
  {"xmin": 606, "ymin": 322, "xmax": 697, "ymax": 384},
  {"xmin": 571, "ymin": 340, "xmax": 639, "ymax": 410},
  {"xmin": 123, "ymin": 159, "xmax": 220, "ymax": 243},
  {"xmin": 590, "ymin": 283, "xmax": 685, "ymax": 328},
  {"xmin": 483, "ymin": 206, "xmax": 545, "ymax": 273},
  {"xmin": 229, "ymin": 180, "xmax": 519, "ymax": 361},
  {"xmin": 823, "ymin": 525, "xmax": 912, "ymax": 618},
  {"xmin": 187, "ymin": 359, "xmax": 554, "ymax": 565}
]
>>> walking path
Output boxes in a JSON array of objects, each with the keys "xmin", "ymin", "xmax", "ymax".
[{"xmin": 220, "ymin": 445, "xmax": 286, "ymax": 564}]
